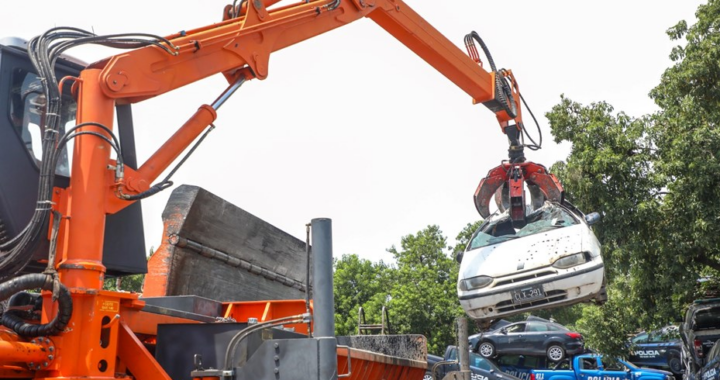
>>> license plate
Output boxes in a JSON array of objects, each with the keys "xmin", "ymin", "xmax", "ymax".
[{"xmin": 512, "ymin": 285, "xmax": 545, "ymax": 304}]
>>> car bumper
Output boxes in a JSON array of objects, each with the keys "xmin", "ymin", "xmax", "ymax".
[
  {"xmin": 459, "ymin": 263, "xmax": 604, "ymax": 319},
  {"xmin": 565, "ymin": 341, "xmax": 585, "ymax": 355}
]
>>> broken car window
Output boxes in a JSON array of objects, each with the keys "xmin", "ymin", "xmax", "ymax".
[{"xmin": 468, "ymin": 202, "xmax": 580, "ymax": 251}]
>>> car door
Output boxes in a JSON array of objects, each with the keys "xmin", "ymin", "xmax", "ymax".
[
  {"xmin": 523, "ymin": 321, "xmax": 551, "ymax": 354},
  {"xmin": 598, "ymin": 358, "xmax": 631, "ymax": 380},
  {"xmin": 502, "ymin": 323, "xmax": 527, "ymax": 354},
  {"xmin": 629, "ymin": 332, "xmax": 650, "ymax": 365},
  {"xmin": 577, "ymin": 357, "xmax": 601, "ymax": 380}
]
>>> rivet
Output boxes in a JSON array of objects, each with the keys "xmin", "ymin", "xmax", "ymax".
[
  {"xmin": 49, "ymin": 347, "xmax": 54, "ymax": 352},
  {"xmin": 274, "ymin": 355, "xmax": 279, "ymax": 361},
  {"xmin": 44, "ymin": 362, "xmax": 49, "ymax": 367},
  {"xmin": 274, "ymin": 343, "xmax": 279, "ymax": 349},
  {"xmin": 48, "ymin": 355, "xmax": 54, "ymax": 360},
  {"xmin": 31, "ymin": 340, "xmax": 36, "ymax": 344},
  {"xmin": 274, "ymin": 368, "xmax": 279, "ymax": 374}
]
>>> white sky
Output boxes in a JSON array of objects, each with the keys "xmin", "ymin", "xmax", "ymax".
[{"xmin": 2, "ymin": 0, "xmax": 705, "ymax": 263}]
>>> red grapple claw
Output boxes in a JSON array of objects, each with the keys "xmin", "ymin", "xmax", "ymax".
[{"xmin": 473, "ymin": 161, "xmax": 564, "ymax": 222}]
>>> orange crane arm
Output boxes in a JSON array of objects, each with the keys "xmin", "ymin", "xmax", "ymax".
[
  {"xmin": 61, "ymin": 0, "xmax": 528, "ymax": 285},
  {"xmin": 93, "ymin": 0, "xmax": 509, "ymax": 113}
]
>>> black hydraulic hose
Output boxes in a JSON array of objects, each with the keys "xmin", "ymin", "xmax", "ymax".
[{"xmin": 0, "ymin": 274, "xmax": 72, "ymax": 337}]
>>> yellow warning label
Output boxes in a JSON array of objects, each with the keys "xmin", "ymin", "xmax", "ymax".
[{"xmin": 99, "ymin": 300, "xmax": 119, "ymax": 312}]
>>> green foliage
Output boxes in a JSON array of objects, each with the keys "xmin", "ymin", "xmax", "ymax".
[
  {"xmin": 103, "ymin": 273, "xmax": 145, "ymax": 293},
  {"xmin": 544, "ymin": 0, "xmax": 720, "ymax": 357},
  {"xmin": 388, "ymin": 225, "xmax": 465, "ymax": 354},
  {"xmin": 102, "ymin": 247, "xmax": 154, "ymax": 293},
  {"xmin": 333, "ymin": 254, "xmax": 393, "ymax": 336},
  {"xmin": 333, "ymin": 225, "xmax": 465, "ymax": 354}
]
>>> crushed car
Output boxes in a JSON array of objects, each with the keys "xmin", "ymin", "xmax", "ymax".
[
  {"xmin": 457, "ymin": 201, "xmax": 606, "ymax": 320},
  {"xmin": 628, "ymin": 326, "xmax": 683, "ymax": 376},
  {"xmin": 695, "ymin": 339, "xmax": 720, "ymax": 380},
  {"xmin": 681, "ymin": 299, "xmax": 720, "ymax": 377},
  {"xmin": 469, "ymin": 316, "xmax": 584, "ymax": 362}
]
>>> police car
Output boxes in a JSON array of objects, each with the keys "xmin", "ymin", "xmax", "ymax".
[
  {"xmin": 628, "ymin": 326, "xmax": 683, "ymax": 376},
  {"xmin": 426, "ymin": 346, "xmax": 523, "ymax": 380}
]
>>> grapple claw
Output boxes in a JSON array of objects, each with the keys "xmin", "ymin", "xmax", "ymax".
[
  {"xmin": 473, "ymin": 166, "xmax": 509, "ymax": 218},
  {"xmin": 473, "ymin": 161, "xmax": 564, "ymax": 223}
]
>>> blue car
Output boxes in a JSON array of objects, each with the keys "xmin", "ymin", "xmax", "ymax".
[{"xmin": 629, "ymin": 326, "xmax": 683, "ymax": 376}]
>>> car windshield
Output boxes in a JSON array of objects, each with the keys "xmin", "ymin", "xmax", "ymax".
[{"xmin": 468, "ymin": 202, "xmax": 580, "ymax": 251}]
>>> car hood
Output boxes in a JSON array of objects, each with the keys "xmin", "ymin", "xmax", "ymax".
[{"xmin": 460, "ymin": 226, "xmax": 585, "ymax": 278}]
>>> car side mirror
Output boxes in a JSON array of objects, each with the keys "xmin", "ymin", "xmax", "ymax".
[
  {"xmin": 455, "ymin": 251, "xmax": 464, "ymax": 263},
  {"xmin": 585, "ymin": 212, "xmax": 601, "ymax": 226}
]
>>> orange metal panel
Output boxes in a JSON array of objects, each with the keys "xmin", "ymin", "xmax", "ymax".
[
  {"xmin": 222, "ymin": 299, "xmax": 313, "ymax": 334},
  {"xmin": 117, "ymin": 322, "xmax": 172, "ymax": 380}
]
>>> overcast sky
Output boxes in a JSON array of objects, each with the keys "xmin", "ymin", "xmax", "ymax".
[{"xmin": 1, "ymin": 1, "xmax": 706, "ymax": 263}]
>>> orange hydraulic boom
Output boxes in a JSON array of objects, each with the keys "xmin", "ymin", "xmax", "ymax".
[{"xmin": 0, "ymin": 1, "xmax": 563, "ymax": 379}]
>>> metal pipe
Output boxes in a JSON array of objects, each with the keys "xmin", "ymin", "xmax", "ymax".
[
  {"xmin": 311, "ymin": 218, "xmax": 337, "ymax": 380},
  {"xmin": 0, "ymin": 330, "xmax": 50, "ymax": 365},
  {"xmin": 211, "ymin": 77, "xmax": 245, "ymax": 110},
  {"xmin": 458, "ymin": 317, "xmax": 470, "ymax": 379},
  {"xmin": 305, "ymin": 223, "xmax": 312, "ymax": 337}
]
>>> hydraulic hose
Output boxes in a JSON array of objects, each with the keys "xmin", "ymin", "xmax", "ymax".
[{"xmin": 0, "ymin": 274, "xmax": 72, "ymax": 337}]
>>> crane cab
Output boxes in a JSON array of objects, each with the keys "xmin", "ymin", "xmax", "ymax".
[{"xmin": 0, "ymin": 37, "xmax": 147, "ymax": 276}]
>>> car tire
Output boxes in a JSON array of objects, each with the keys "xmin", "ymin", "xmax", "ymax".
[
  {"xmin": 668, "ymin": 352, "xmax": 683, "ymax": 376},
  {"xmin": 478, "ymin": 341, "xmax": 496, "ymax": 358},
  {"xmin": 547, "ymin": 344, "xmax": 566, "ymax": 362}
]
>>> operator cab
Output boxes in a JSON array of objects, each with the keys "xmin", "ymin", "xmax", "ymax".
[{"xmin": 0, "ymin": 37, "xmax": 147, "ymax": 276}]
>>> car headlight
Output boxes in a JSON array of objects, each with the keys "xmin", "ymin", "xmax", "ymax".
[
  {"xmin": 460, "ymin": 275, "xmax": 493, "ymax": 291},
  {"xmin": 552, "ymin": 253, "xmax": 588, "ymax": 269}
]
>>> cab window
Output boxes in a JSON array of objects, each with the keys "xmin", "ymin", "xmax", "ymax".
[
  {"xmin": 579, "ymin": 358, "xmax": 598, "ymax": 370},
  {"xmin": 9, "ymin": 68, "xmax": 76, "ymax": 176},
  {"xmin": 601, "ymin": 358, "xmax": 626, "ymax": 371}
]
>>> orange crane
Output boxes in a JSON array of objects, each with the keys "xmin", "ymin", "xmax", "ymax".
[{"xmin": 0, "ymin": 1, "xmax": 565, "ymax": 379}]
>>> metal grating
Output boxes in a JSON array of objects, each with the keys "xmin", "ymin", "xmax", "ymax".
[
  {"xmin": 495, "ymin": 271, "xmax": 557, "ymax": 287},
  {"xmin": 495, "ymin": 290, "xmax": 567, "ymax": 312}
]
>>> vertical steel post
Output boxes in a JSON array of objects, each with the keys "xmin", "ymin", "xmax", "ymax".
[
  {"xmin": 311, "ymin": 218, "xmax": 337, "ymax": 380},
  {"xmin": 458, "ymin": 317, "xmax": 470, "ymax": 379}
]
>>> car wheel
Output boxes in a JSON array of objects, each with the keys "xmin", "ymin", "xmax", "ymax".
[
  {"xmin": 547, "ymin": 344, "xmax": 566, "ymax": 362},
  {"xmin": 478, "ymin": 341, "xmax": 496, "ymax": 358},
  {"xmin": 668, "ymin": 353, "xmax": 683, "ymax": 376}
]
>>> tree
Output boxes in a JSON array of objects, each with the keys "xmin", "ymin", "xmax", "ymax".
[
  {"xmin": 544, "ymin": 0, "xmax": 720, "ymax": 356},
  {"xmin": 388, "ymin": 225, "xmax": 464, "ymax": 354},
  {"xmin": 333, "ymin": 254, "xmax": 394, "ymax": 336},
  {"xmin": 103, "ymin": 247, "xmax": 154, "ymax": 293}
]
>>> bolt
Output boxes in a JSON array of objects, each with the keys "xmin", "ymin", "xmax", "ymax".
[
  {"xmin": 274, "ymin": 368, "xmax": 279, "ymax": 374},
  {"xmin": 31, "ymin": 340, "xmax": 36, "ymax": 344},
  {"xmin": 274, "ymin": 355, "xmax": 279, "ymax": 361},
  {"xmin": 44, "ymin": 362, "xmax": 49, "ymax": 367},
  {"xmin": 48, "ymin": 355, "xmax": 54, "ymax": 360},
  {"xmin": 49, "ymin": 347, "xmax": 54, "ymax": 352},
  {"xmin": 45, "ymin": 339, "xmax": 50, "ymax": 344},
  {"xmin": 274, "ymin": 343, "xmax": 279, "ymax": 349}
]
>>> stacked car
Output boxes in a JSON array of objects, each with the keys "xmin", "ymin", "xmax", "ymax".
[
  {"xmin": 457, "ymin": 201, "xmax": 606, "ymax": 321},
  {"xmin": 680, "ymin": 299, "xmax": 720, "ymax": 380},
  {"xmin": 469, "ymin": 316, "xmax": 585, "ymax": 363},
  {"xmin": 628, "ymin": 326, "xmax": 683, "ymax": 376}
]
